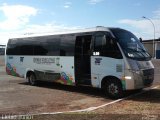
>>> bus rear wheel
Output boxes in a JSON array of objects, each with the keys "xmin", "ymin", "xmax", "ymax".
[
  {"xmin": 104, "ymin": 79, "xmax": 124, "ymax": 99},
  {"xmin": 28, "ymin": 73, "xmax": 37, "ymax": 86}
]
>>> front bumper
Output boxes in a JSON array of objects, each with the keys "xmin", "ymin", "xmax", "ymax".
[
  {"xmin": 134, "ymin": 68, "xmax": 154, "ymax": 89},
  {"xmin": 142, "ymin": 68, "xmax": 154, "ymax": 86}
]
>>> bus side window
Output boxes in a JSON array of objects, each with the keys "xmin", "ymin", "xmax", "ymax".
[
  {"xmin": 60, "ymin": 35, "xmax": 74, "ymax": 56},
  {"xmin": 6, "ymin": 40, "xmax": 21, "ymax": 55},
  {"xmin": 94, "ymin": 34, "xmax": 106, "ymax": 56},
  {"xmin": 33, "ymin": 36, "xmax": 60, "ymax": 56},
  {"xmin": 94, "ymin": 33, "xmax": 123, "ymax": 59},
  {"xmin": 105, "ymin": 36, "xmax": 123, "ymax": 59}
]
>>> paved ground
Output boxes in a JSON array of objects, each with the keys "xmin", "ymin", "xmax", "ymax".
[
  {"xmin": 0, "ymin": 66, "xmax": 114, "ymax": 114},
  {"xmin": 0, "ymin": 56, "xmax": 160, "ymax": 120}
]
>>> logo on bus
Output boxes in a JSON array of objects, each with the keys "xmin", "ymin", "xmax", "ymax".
[
  {"xmin": 20, "ymin": 57, "xmax": 24, "ymax": 62},
  {"xmin": 95, "ymin": 58, "xmax": 102, "ymax": 65},
  {"xmin": 7, "ymin": 63, "xmax": 13, "ymax": 71},
  {"xmin": 61, "ymin": 72, "xmax": 70, "ymax": 81}
]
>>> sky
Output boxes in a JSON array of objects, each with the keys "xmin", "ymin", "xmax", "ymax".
[{"xmin": 0, "ymin": 0, "xmax": 160, "ymax": 45}]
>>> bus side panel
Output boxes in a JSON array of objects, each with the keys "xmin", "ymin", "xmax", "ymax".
[
  {"xmin": 29, "ymin": 56, "xmax": 75, "ymax": 85},
  {"xmin": 91, "ymin": 56, "xmax": 125, "ymax": 89},
  {"xmin": 6, "ymin": 55, "xmax": 23, "ymax": 77},
  {"xmin": 6, "ymin": 55, "xmax": 76, "ymax": 86},
  {"xmin": 58, "ymin": 56, "xmax": 75, "ymax": 85},
  {"xmin": 24, "ymin": 56, "xmax": 60, "ymax": 76},
  {"xmin": 6, "ymin": 56, "xmax": 61, "ymax": 78}
]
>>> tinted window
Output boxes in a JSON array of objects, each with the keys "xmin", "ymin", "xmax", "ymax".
[
  {"xmin": 111, "ymin": 28, "xmax": 151, "ymax": 60},
  {"xmin": 104, "ymin": 36, "xmax": 122, "ymax": 59},
  {"xmin": 60, "ymin": 35, "xmax": 74, "ymax": 56},
  {"xmin": 6, "ymin": 39, "xmax": 20, "ymax": 55},
  {"xmin": 7, "ymin": 36, "xmax": 60, "ymax": 56},
  {"xmin": 20, "ymin": 45, "xmax": 34, "ymax": 55},
  {"xmin": 33, "ymin": 36, "xmax": 60, "ymax": 56},
  {"xmin": 44, "ymin": 37, "xmax": 60, "ymax": 56},
  {"xmin": 94, "ymin": 32, "xmax": 122, "ymax": 59},
  {"xmin": 15, "ymin": 38, "xmax": 34, "ymax": 55},
  {"xmin": 94, "ymin": 34, "xmax": 106, "ymax": 55}
]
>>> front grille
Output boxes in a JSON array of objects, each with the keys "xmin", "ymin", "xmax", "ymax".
[
  {"xmin": 143, "ymin": 69, "xmax": 154, "ymax": 86},
  {"xmin": 143, "ymin": 69, "xmax": 154, "ymax": 76}
]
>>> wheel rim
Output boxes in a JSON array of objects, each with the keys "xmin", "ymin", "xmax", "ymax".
[
  {"xmin": 30, "ymin": 74, "xmax": 35, "ymax": 84},
  {"xmin": 108, "ymin": 83, "xmax": 119, "ymax": 95}
]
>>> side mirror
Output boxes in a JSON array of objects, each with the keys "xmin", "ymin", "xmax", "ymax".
[{"xmin": 139, "ymin": 38, "xmax": 142, "ymax": 43}]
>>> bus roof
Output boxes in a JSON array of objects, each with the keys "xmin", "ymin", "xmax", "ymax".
[{"xmin": 10, "ymin": 26, "xmax": 118, "ymax": 40}]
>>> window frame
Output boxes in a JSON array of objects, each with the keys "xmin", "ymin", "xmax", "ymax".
[{"xmin": 93, "ymin": 31, "xmax": 123, "ymax": 59}]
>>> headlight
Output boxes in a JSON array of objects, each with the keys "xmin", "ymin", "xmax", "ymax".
[{"xmin": 124, "ymin": 76, "xmax": 132, "ymax": 80}]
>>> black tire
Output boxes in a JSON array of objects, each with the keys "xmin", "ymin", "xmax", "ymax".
[
  {"xmin": 28, "ymin": 73, "xmax": 37, "ymax": 86},
  {"xmin": 104, "ymin": 79, "xmax": 124, "ymax": 99}
]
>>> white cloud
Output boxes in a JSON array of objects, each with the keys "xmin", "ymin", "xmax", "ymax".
[
  {"xmin": 118, "ymin": 18, "xmax": 160, "ymax": 40},
  {"xmin": 88, "ymin": 0, "xmax": 104, "ymax": 5},
  {"xmin": 0, "ymin": 23, "xmax": 81, "ymax": 44},
  {"xmin": 0, "ymin": 4, "xmax": 81, "ymax": 44},
  {"xmin": 119, "ymin": 19, "xmax": 150, "ymax": 30},
  {"xmin": 0, "ymin": 4, "xmax": 38, "ymax": 30},
  {"xmin": 63, "ymin": 2, "xmax": 72, "ymax": 8},
  {"xmin": 0, "ymin": 3, "xmax": 82, "ymax": 45},
  {"xmin": 153, "ymin": 9, "xmax": 160, "ymax": 19},
  {"xmin": 0, "ymin": 33, "xmax": 11, "ymax": 45},
  {"xmin": 64, "ymin": 5, "xmax": 70, "ymax": 8},
  {"xmin": 118, "ymin": 7, "xmax": 160, "ymax": 40},
  {"xmin": 21, "ymin": 23, "xmax": 81, "ymax": 34}
]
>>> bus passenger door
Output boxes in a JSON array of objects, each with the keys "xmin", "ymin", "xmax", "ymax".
[{"xmin": 75, "ymin": 35, "xmax": 92, "ymax": 85}]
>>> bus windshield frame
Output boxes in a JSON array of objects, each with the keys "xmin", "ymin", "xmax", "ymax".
[{"xmin": 110, "ymin": 28, "xmax": 151, "ymax": 61}]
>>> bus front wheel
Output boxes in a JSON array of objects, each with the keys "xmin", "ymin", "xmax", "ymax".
[{"xmin": 104, "ymin": 79, "xmax": 124, "ymax": 99}]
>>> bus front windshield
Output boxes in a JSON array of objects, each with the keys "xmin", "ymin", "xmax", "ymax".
[{"xmin": 111, "ymin": 28, "xmax": 151, "ymax": 61}]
